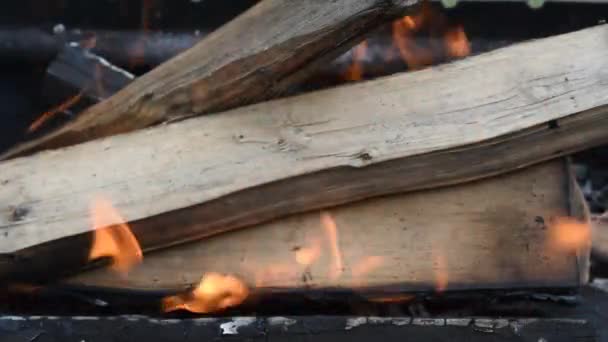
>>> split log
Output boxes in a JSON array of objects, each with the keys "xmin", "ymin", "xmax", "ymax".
[
  {"xmin": 1, "ymin": 25, "xmax": 607, "ymax": 282},
  {"xmin": 1, "ymin": 0, "xmax": 421, "ymax": 159},
  {"xmin": 66, "ymin": 160, "xmax": 589, "ymax": 291}
]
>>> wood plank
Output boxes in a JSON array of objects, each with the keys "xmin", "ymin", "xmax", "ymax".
[
  {"xmin": 1, "ymin": 26, "xmax": 607, "ymax": 282},
  {"xmin": 1, "ymin": 0, "xmax": 420, "ymax": 159},
  {"xmin": 65, "ymin": 160, "xmax": 589, "ymax": 291}
]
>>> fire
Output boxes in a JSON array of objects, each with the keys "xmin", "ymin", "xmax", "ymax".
[
  {"xmin": 343, "ymin": 40, "xmax": 368, "ymax": 81},
  {"xmin": 548, "ymin": 217, "xmax": 591, "ymax": 252},
  {"xmin": 392, "ymin": 14, "xmax": 435, "ymax": 69},
  {"xmin": 393, "ymin": 2, "xmax": 470, "ymax": 70},
  {"xmin": 344, "ymin": 1, "xmax": 470, "ymax": 79},
  {"xmin": 162, "ymin": 273, "xmax": 249, "ymax": 314},
  {"xmin": 444, "ymin": 26, "xmax": 471, "ymax": 58},
  {"xmin": 28, "ymin": 91, "xmax": 85, "ymax": 133},
  {"xmin": 88, "ymin": 197, "xmax": 143, "ymax": 275},
  {"xmin": 352, "ymin": 256, "xmax": 383, "ymax": 282},
  {"xmin": 321, "ymin": 211, "xmax": 344, "ymax": 280},
  {"xmin": 432, "ymin": 251, "xmax": 448, "ymax": 293},
  {"xmin": 295, "ymin": 239, "xmax": 322, "ymax": 267}
]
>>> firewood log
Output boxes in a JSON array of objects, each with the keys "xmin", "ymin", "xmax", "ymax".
[
  {"xmin": 0, "ymin": 25, "xmax": 607, "ymax": 282},
  {"xmin": 65, "ymin": 160, "xmax": 590, "ymax": 292},
  {"xmin": 1, "ymin": 0, "xmax": 421, "ymax": 159}
]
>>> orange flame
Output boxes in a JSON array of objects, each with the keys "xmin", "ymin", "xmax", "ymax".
[
  {"xmin": 28, "ymin": 91, "xmax": 85, "ymax": 133},
  {"xmin": 343, "ymin": 3, "xmax": 470, "ymax": 81},
  {"xmin": 89, "ymin": 197, "xmax": 142, "ymax": 275},
  {"xmin": 295, "ymin": 239, "xmax": 322, "ymax": 267},
  {"xmin": 321, "ymin": 211, "xmax": 343, "ymax": 280},
  {"xmin": 392, "ymin": 2, "xmax": 469, "ymax": 70},
  {"xmin": 162, "ymin": 273, "xmax": 249, "ymax": 313},
  {"xmin": 352, "ymin": 256, "xmax": 384, "ymax": 286},
  {"xmin": 548, "ymin": 217, "xmax": 591, "ymax": 252},
  {"xmin": 392, "ymin": 15, "xmax": 435, "ymax": 69},
  {"xmin": 432, "ymin": 251, "xmax": 448, "ymax": 293},
  {"xmin": 343, "ymin": 40, "xmax": 368, "ymax": 81},
  {"xmin": 444, "ymin": 26, "xmax": 471, "ymax": 58}
]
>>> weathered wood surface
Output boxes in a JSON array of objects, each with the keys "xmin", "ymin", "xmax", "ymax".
[
  {"xmin": 0, "ymin": 25, "xmax": 607, "ymax": 267},
  {"xmin": 0, "ymin": 316, "xmax": 597, "ymax": 342},
  {"xmin": 63, "ymin": 160, "xmax": 589, "ymax": 291},
  {"xmin": 1, "ymin": 0, "xmax": 420, "ymax": 159}
]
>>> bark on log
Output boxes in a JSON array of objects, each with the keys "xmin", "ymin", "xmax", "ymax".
[
  {"xmin": 1, "ymin": 0, "xmax": 421, "ymax": 159},
  {"xmin": 65, "ymin": 160, "xmax": 589, "ymax": 292},
  {"xmin": 0, "ymin": 25, "xmax": 607, "ymax": 282}
]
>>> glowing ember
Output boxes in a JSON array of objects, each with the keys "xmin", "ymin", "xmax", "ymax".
[
  {"xmin": 321, "ymin": 211, "xmax": 343, "ymax": 280},
  {"xmin": 369, "ymin": 294, "xmax": 416, "ymax": 303},
  {"xmin": 162, "ymin": 273, "xmax": 249, "ymax": 314},
  {"xmin": 28, "ymin": 91, "xmax": 85, "ymax": 133},
  {"xmin": 89, "ymin": 196, "xmax": 142, "ymax": 275},
  {"xmin": 548, "ymin": 217, "xmax": 591, "ymax": 252},
  {"xmin": 343, "ymin": 40, "xmax": 368, "ymax": 81}
]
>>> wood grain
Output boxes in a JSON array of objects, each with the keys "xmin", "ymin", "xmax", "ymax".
[
  {"xmin": 1, "ymin": 0, "xmax": 420, "ymax": 159},
  {"xmin": 64, "ymin": 160, "xmax": 588, "ymax": 291},
  {"xmin": 0, "ymin": 26, "xmax": 607, "ymax": 280}
]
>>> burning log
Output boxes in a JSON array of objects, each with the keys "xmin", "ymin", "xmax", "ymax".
[
  {"xmin": 0, "ymin": 25, "xmax": 606, "ymax": 282},
  {"xmin": 1, "ymin": 0, "xmax": 422, "ymax": 159},
  {"xmin": 64, "ymin": 160, "xmax": 589, "ymax": 294}
]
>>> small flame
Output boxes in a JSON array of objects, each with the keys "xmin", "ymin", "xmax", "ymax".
[
  {"xmin": 89, "ymin": 196, "xmax": 142, "ymax": 275},
  {"xmin": 321, "ymin": 211, "xmax": 343, "ymax": 280},
  {"xmin": 548, "ymin": 217, "xmax": 591, "ymax": 252},
  {"xmin": 444, "ymin": 26, "xmax": 471, "ymax": 58},
  {"xmin": 343, "ymin": 40, "xmax": 368, "ymax": 81},
  {"xmin": 295, "ymin": 239, "xmax": 322, "ymax": 267},
  {"xmin": 392, "ymin": 2, "xmax": 470, "ymax": 70},
  {"xmin": 432, "ymin": 251, "xmax": 448, "ymax": 293},
  {"xmin": 162, "ymin": 273, "xmax": 249, "ymax": 313},
  {"xmin": 352, "ymin": 256, "xmax": 384, "ymax": 286},
  {"xmin": 28, "ymin": 91, "xmax": 85, "ymax": 133},
  {"xmin": 392, "ymin": 15, "xmax": 434, "ymax": 69}
]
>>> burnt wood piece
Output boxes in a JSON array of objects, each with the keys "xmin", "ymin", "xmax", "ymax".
[
  {"xmin": 30, "ymin": 45, "xmax": 133, "ymax": 134},
  {"xmin": 1, "ymin": 0, "xmax": 421, "ymax": 159},
  {"xmin": 0, "ymin": 25, "xmax": 606, "ymax": 283},
  {"xmin": 65, "ymin": 160, "xmax": 590, "ymax": 292},
  {"xmin": 0, "ymin": 316, "xmax": 598, "ymax": 342}
]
